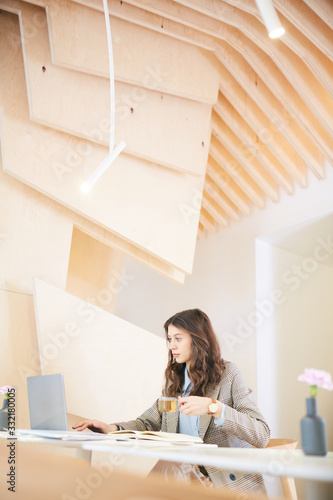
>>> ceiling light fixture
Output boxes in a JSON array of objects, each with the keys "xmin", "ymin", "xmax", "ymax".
[
  {"xmin": 81, "ymin": 0, "xmax": 126, "ymax": 193},
  {"xmin": 255, "ymin": 0, "xmax": 285, "ymax": 39}
]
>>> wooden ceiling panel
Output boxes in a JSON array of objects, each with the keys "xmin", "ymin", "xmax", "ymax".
[{"xmin": 7, "ymin": 0, "xmax": 333, "ymax": 248}]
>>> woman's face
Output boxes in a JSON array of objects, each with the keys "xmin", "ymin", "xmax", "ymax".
[{"xmin": 167, "ymin": 324, "xmax": 192, "ymax": 365}]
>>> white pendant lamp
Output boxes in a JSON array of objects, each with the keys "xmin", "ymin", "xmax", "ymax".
[{"xmin": 255, "ymin": 0, "xmax": 285, "ymax": 39}]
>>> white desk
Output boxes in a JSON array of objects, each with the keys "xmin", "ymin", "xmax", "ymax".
[
  {"xmin": 2, "ymin": 432, "xmax": 333, "ymax": 499},
  {"xmin": 83, "ymin": 441, "xmax": 333, "ymax": 500}
]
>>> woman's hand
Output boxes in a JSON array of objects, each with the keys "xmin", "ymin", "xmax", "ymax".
[
  {"xmin": 178, "ymin": 396, "xmax": 222, "ymax": 418},
  {"xmin": 72, "ymin": 419, "xmax": 118, "ymax": 434}
]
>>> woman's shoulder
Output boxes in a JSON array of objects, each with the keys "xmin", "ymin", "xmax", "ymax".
[{"xmin": 221, "ymin": 360, "xmax": 244, "ymax": 379}]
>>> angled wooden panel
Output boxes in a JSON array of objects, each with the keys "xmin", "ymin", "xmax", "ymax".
[
  {"xmin": 0, "ymin": 10, "xmax": 202, "ymax": 274},
  {"xmin": 46, "ymin": 0, "xmax": 220, "ymax": 104},
  {"xmin": 34, "ymin": 279, "xmax": 167, "ymax": 422},
  {"xmin": 5, "ymin": 0, "xmax": 211, "ymax": 177},
  {"xmin": 66, "ymin": 227, "xmax": 126, "ymax": 314}
]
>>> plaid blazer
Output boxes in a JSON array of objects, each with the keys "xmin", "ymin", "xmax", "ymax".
[{"xmin": 115, "ymin": 361, "xmax": 270, "ymax": 494}]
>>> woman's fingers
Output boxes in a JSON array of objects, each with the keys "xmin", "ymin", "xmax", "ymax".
[{"xmin": 72, "ymin": 420, "xmax": 103, "ymax": 432}]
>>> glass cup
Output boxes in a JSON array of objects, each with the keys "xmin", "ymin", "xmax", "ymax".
[{"xmin": 158, "ymin": 397, "xmax": 178, "ymax": 413}]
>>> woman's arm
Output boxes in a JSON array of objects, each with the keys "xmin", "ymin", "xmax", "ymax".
[
  {"xmin": 113, "ymin": 398, "xmax": 162, "ymax": 432},
  {"xmin": 220, "ymin": 364, "xmax": 270, "ymax": 448}
]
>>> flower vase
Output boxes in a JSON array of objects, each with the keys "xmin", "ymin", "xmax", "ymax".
[
  {"xmin": 0, "ymin": 397, "xmax": 9, "ymax": 431},
  {"xmin": 301, "ymin": 397, "xmax": 327, "ymax": 456}
]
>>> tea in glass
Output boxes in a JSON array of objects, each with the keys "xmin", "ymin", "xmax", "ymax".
[{"xmin": 158, "ymin": 397, "xmax": 178, "ymax": 412}]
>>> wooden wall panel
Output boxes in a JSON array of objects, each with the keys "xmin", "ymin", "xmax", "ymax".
[
  {"xmin": 34, "ymin": 279, "xmax": 168, "ymax": 422},
  {"xmin": 0, "ymin": 163, "xmax": 73, "ymax": 294},
  {"xmin": 0, "ymin": 289, "xmax": 40, "ymax": 429},
  {"xmin": 66, "ymin": 227, "xmax": 125, "ymax": 314},
  {"xmin": 0, "ymin": 10, "xmax": 202, "ymax": 274}
]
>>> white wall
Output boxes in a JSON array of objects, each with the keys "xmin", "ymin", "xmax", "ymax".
[
  {"xmin": 256, "ymin": 242, "xmax": 333, "ymax": 444},
  {"xmin": 115, "ymin": 161, "xmax": 333, "ymax": 398}
]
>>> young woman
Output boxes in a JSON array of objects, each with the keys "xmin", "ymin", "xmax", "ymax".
[{"xmin": 74, "ymin": 308, "xmax": 270, "ymax": 495}]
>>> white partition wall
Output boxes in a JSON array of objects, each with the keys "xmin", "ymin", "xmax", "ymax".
[{"xmin": 33, "ymin": 279, "xmax": 167, "ymax": 422}]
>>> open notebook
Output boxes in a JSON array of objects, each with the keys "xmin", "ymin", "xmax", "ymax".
[{"xmin": 108, "ymin": 430, "xmax": 203, "ymax": 444}]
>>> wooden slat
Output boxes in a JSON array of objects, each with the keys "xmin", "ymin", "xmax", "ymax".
[
  {"xmin": 199, "ymin": 207, "xmax": 216, "ymax": 234},
  {"xmin": 214, "ymin": 94, "xmax": 294, "ymax": 194},
  {"xmin": 275, "ymin": 1, "xmax": 333, "ymax": 63},
  {"xmin": 173, "ymin": 0, "xmax": 333, "ymax": 91},
  {"xmin": 211, "ymin": 113, "xmax": 279, "ymax": 202},
  {"xmin": 183, "ymin": 0, "xmax": 333, "ymax": 63},
  {"xmin": 216, "ymin": 40, "xmax": 333, "ymax": 144},
  {"xmin": 206, "ymin": 158, "xmax": 251, "ymax": 216},
  {"xmin": 202, "ymin": 192, "xmax": 228, "ymax": 227},
  {"xmin": 197, "ymin": 222, "xmax": 205, "ymax": 240},
  {"xmin": 214, "ymin": 47, "xmax": 332, "ymax": 167},
  {"xmin": 210, "ymin": 136, "xmax": 265, "ymax": 209},
  {"xmin": 204, "ymin": 176, "xmax": 239, "ymax": 221},
  {"xmin": 217, "ymin": 73, "xmax": 317, "ymax": 182},
  {"xmin": 217, "ymin": 82, "xmax": 309, "ymax": 186},
  {"xmin": 302, "ymin": 0, "xmax": 333, "ymax": 30}
]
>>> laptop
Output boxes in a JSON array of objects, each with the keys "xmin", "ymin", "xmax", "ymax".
[
  {"xmin": 27, "ymin": 373, "xmax": 68, "ymax": 431},
  {"xmin": 22, "ymin": 373, "xmax": 117, "ymax": 441}
]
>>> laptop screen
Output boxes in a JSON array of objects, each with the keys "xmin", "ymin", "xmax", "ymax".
[{"xmin": 27, "ymin": 373, "xmax": 68, "ymax": 431}]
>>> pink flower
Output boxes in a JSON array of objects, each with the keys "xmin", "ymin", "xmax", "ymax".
[
  {"xmin": 0, "ymin": 385, "xmax": 12, "ymax": 395},
  {"xmin": 298, "ymin": 369, "xmax": 333, "ymax": 391}
]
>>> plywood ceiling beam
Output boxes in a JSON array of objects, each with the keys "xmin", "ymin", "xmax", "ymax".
[
  {"xmin": 302, "ymin": 0, "xmax": 333, "ymax": 30},
  {"xmin": 202, "ymin": 192, "xmax": 228, "ymax": 227},
  {"xmin": 211, "ymin": 113, "xmax": 279, "ymax": 203},
  {"xmin": 217, "ymin": 82, "xmax": 322, "ymax": 183},
  {"xmin": 214, "ymin": 95, "xmax": 294, "ymax": 195},
  {"xmin": 206, "ymin": 160, "xmax": 250, "ymax": 217},
  {"xmin": 216, "ymin": 83, "xmax": 308, "ymax": 188},
  {"xmin": 197, "ymin": 222, "xmax": 205, "ymax": 240},
  {"xmin": 124, "ymin": 0, "xmax": 333, "ymax": 130},
  {"xmin": 204, "ymin": 176, "xmax": 239, "ymax": 222},
  {"xmin": 215, "ymin": 52, "xmax": 332, "ymax": 168},
  {"xmin": 199, "ymin": 207, "xmax": 216, "ymax": 234},
  {"xmin": 274, "ymin": 0, "xmax": 333, "ymax": 63},
  {"xmin": 210, "ymin": 136, "xmax": 265, "ymax": 210},
  {"xmin": 182, "ymin": 0, "xmax": 333, "ymax": 64},
  {"xmin": 272, "ymin": 15, "xmax": 333, "ymax": 97},
  {"xmin": 171, "ymin": 0, "xmax": 333, "ymax": 97},
  {"xmin": 215, "ymin": 41, "xmax": 333, "ymax": 142}
]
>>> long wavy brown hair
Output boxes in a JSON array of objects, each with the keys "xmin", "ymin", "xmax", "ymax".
[{"xmin": 163, "ymin": 309, "xmax": 225, "ymax": 397}]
